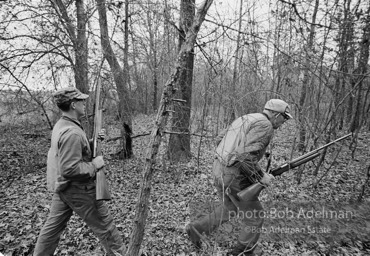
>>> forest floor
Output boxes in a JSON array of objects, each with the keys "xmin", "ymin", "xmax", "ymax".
[{"xmin": 0, "ymin": 114, "xmax": 370, "ymax": 256}]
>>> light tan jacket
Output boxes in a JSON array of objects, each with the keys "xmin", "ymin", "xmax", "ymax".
[{"xmin": 215, "ymin": 113, "xmax": 274, "ymax": 167}]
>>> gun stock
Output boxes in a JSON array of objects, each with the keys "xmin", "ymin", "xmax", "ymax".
[
  {"xmin": 237, "ymin": 182, "xmax": 265, "ymax": 201},
  {"xmin": 96, "ymin": 169, "xmax": 111, "ymax": 200},
  {"xmin": 93, "ymin": 79, "xmax": 111, "ymax": 201},
  {"xmin": 237, "ymin": 134, "xmax": 351, "ymax": 201}
]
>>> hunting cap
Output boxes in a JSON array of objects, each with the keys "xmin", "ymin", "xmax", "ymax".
[
  {"xmin": 53, "ymin": 87, "xmax": 89, "ymax": 105},
  {"xmin": 264, "ymin": 99, "xmax": 293, "ymax": 119}
]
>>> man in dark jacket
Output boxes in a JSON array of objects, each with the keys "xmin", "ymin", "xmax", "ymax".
[
  {"xmin": 186, "ymin": 99, "xmax": 292, "ymax": 255},
  {"xmin": 34, "ymin": 87, "xmax": 125, "ymax": 256}
]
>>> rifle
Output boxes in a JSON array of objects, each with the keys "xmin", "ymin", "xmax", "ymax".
[
  {"xmin": 237, "ymin": 133, "xmax": 352, "ymax": 201},
  {"xmin": 93, "ymin": 77, "xmax": 111, "ymax": 201}
]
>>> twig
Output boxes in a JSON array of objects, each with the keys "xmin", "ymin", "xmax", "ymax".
[
  {"xmin": 106, "ymin": 131, "xmax": 214, "ymax": 142},
  {"xmin": 163, "ymin": 131, "xmax": 213, "ymax": 138},
  {"xmin": 172, "ymin": 98, "xmax": 187, "ymax": 103},
  {"xmin": 314, "ymin": 147, "xmax": 342, "ymax": 188},
  {"xmin": 278, "ymin": 0, "xmax": 332, "ymax": 29},
  {"xmin": 106, "ymin": 133, "xmax": 150, "ymax": 142}
]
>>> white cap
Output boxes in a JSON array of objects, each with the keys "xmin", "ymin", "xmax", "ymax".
[{"xmin": 264, "ymin": 99, "xmax": 293, "ymax": 119}]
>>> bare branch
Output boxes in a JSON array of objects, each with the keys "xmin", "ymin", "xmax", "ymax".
[{"xmin": 278, "ymin": 0, "xmax": 332, "ymax": 29}]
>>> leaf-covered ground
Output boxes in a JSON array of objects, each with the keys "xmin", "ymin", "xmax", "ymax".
[{"xmin": 1, "ymin": 115, "xmax": 370, "ymax": 255}]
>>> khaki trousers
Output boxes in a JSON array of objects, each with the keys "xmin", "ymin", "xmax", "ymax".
[
  {"xmin": 191, "ymin": 158, "xmax": 264, "ymax": 249},
  {"xmin": 34, "ymin": 183, "xmax": 125, "ymax": 256}
]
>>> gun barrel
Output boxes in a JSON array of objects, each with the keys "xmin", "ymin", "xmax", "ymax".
[
  {"xmin": 291, "ymin": 133, "xmax": 351, "ymax": 163},
  {"xmin": 290, "ymin": 152, "xmax": 321, "ymax": 168},
  {"xmin": 271, "ymin": 163, "xmax": 290, "ymax": 176},
  {"xmin": 237, "ymin": 134, "xmax": 352, "ymax": 202},
  {"xmin": 93, "ymin": 77, "xmax": 111, "ymax": 201},
  {"xmin": 271, "ymin": 134, "xmax": 351, "ymax": 177}
]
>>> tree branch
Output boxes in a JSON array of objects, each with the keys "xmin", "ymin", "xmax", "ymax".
[
  {"xmin": 49, "ymin": 0, "xmax": 77, "ymax": 44},
  {"xmin": 278, "ymin": 0, "xmax": 332, "ymax": 29}
]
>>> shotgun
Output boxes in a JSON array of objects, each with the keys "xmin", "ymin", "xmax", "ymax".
[
  {"xmin": 93, "ymin": 77, "xmax": 111, "ymax": 201},
  {"xmin": 237, "ymin": 133, "xmax": 352, "ymax": 201}
]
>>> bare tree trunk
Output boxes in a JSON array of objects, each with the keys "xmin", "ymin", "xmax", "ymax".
[
  {"xmin": 96, "ymin": 0, "xmax": 133, "ymax": 158},
  {"xmin": 126, "ymin": 1, "xmax": 213, "ymax": 255},
  {"xmin": 197, "ymin": 70, "xmax": 210, "ymax": 170},
  {"xmin": 336, "ymin": 0, "xmax": 355, "ymax": 130},
  {"xmin": 350, "ymin": 3, "xmax": 370, "ymax": 132},
  {"xmin": 123, "ymin": 0, "xmax": 130, "ymax": 93},
  {"xmin": 50, "ymin": 0, "xmax": 88, "ymax": 93},
  {"xmin": 49, "ymin": 0, "xmax": 90, "ymax": 131},
  {"xmin": 145, "ymin": 1, "xmax": 159, "ymax": 111},
  {"xmin": 130, "ymin": 21, "xmax": 143, "ymax": 113},
  {"xmin": 298, "ymin": 0, "xmax": 319, "ymax": 152},
  {"xmin": 75, "ymin": 0, "xmax": 92, "ymax": 135},
  {"xmin": 75, "ymin": 0, "xmax": 88, "ymax": 93},
  {"xmin": 225, "ymin": 0, "xmax": 243, "ymax": 125},
  {"xmin": 167, "ymin": 0, "xmax": 195, "ymax": 163}
]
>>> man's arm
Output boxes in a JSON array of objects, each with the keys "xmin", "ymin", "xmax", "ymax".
[
  {"xmin": 237, "ymin": 122, "xmax": 273, "ymax": 162},
  {"xmin": 234, "ymin": 122, "xmax": 273, "ymax": 181},
  {"xmin": 58, "ymin": 132, "xmax": 97, "ymax": 181}
]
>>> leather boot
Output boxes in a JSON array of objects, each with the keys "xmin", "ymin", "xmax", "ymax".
[{"xmin": 185, "ymin": 224, "xmax": 202, "ymax": 250}]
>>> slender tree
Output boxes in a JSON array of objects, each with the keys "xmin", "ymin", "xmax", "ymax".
[
  {"xmin": 350, "ymin": 1, "xmax": 370, "ymax": 133},
  {"xmin": 96, "ymin": 0, "xmax": 133, "ymax": 158},
  {"xmin": 167, "ymin": 0, "xmax": 195, "ymax": 163},
  {"xmin": 126, "ymin": 1, "xmax": 213, "ymax": 255},
  {"xmin": 225, "ymin": 0, "xmax": 243, "ymax": 125},
  {"xmin": 49, "ymin": 0, "xmax": 89, "ymax": 93},
  {"xmin": 297, "ymin": 0, "xmax": 320, "ymax": 151}
]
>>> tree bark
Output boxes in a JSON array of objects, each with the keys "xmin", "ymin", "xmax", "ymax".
[
  {"xmin": 126, "ymin": 1, "xmax": 213, "ymax": 255},
  {"xmin": 335, "ymin": 0, "xmax": 355, "ymax": 130},
  {"xmin": 49, "ymin": 0, "xmax": 88, "ymax": 91},
  {"xmin": 75, "ymin": 0, "xmax": 88, "ymax": 94},
  {"xmin": 298, "ymin": 0, "xmax": 319, "ymax": 152},
  {"xmin": 167, "ymin": 0, "xmax": 195, "ymax": 163},
  {"xmin": 49, "ymin": 0, "xmax": 90, "ymax": 132},
  {"xmin": 225, "ymin": 0, "xmax": 243, "ymax": 125},
  {"xmin": 145, "ymin": 3, "xmax": 159, "ymax": 111},
  {"xmin": 350, "ymin": 3, "xmax": 370, "ymax": 132},
  {"xmin": 96, "ymin": 0, "xmax": 133, "ymax": 158}
]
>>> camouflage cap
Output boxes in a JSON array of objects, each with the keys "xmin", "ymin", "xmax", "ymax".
[
  {"xmin": 53, "ymin": 87, "xmax": 89, "ymax": 105},
  {"xmin": 264, "ymin": 99, "xmax": 293, "ymax": 119}
]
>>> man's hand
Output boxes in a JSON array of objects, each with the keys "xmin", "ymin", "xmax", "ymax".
[
  {"xmin": 97, "ymin": 129, "xmax": 106, "ymax": 141},
  {"xmin": 92, "ymin": 156, "xmax": 105, "ymax": 170},
  {"xmin": 260, "ymin": 172, "xmax": 274, "ymax": 186}
]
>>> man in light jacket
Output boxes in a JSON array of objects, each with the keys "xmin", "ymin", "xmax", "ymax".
[
  {"xmin": 186, "ymin": 99, "xmax": 292, "ymax": 255},
  {"xmin": 34, "ymin": 87, "xmax": 125, "ymax": 256}
]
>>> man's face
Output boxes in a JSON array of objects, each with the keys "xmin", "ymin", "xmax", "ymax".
[
  {"xmin": 272, "ymin": 113, "xmax": 289, "ymax": 129},
  {"xmin": 71, "ymin": 99, "xmax": 86, "ymax": 118}
]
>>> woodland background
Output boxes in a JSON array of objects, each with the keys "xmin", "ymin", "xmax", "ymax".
[{"xmin": 0, "ymin": 0, "xmax": 370, "ymax": 255}]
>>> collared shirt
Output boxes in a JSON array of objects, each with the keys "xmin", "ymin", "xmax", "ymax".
[{"xmin": 47, "ymin": 115, "xmax": 96, "ymax": 192}]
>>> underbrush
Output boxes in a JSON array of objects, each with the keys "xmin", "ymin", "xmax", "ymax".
[{"xmin": 0, "ymin": 115, "xmax": 369, "ymax": 255}]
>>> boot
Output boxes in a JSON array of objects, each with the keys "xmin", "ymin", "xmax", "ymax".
[{"xmin": 185, "ymin": 224, "xmax": 202, "ymax": 250}]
